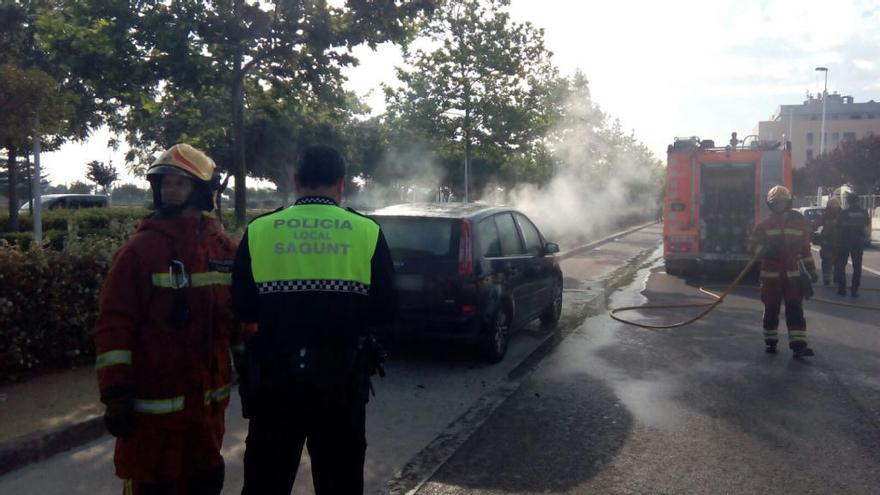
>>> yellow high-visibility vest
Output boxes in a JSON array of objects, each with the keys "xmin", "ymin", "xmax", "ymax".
[{"xmin": 247, "ymin": 203, "xmax": 379, "ymax": 295}]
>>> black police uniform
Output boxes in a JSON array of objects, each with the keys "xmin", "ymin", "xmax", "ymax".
[
  {"xmin": 834, "ymin": 204, "xmax": 870, "ymax": 295},
  {"xmin": 231, "ymin": 196, "xmax": 395, "ymax": 494}
]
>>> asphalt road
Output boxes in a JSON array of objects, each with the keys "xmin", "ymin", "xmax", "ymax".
[
  {"xmin": 0, "ymin": 225, "xmax": 661, "ymax": 494},
  {"xmin": 418, "ymin": 241, "xmax": 880, "ymax": 494}
]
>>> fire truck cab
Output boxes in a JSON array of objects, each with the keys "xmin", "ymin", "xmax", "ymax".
[{"xmin": 663, "ymin": 135, "xmax": 792, "ymax": 275}]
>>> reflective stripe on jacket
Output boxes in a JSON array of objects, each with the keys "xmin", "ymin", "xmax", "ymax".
[{"xmin": 751, "ymin": 210, "xmax": 815, "ymax": 279}]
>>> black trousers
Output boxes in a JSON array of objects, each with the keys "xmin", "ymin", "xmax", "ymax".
[
  {"xmin": 241, "ymin": 389, "xmax": 367, "ymax": 495},
  {"xmin": 835, "ymin": 247, "xmax": 863, "ymax": 290},
  {"xmin": 124, "ymin": 465, "xmax": 224, "ymax": 495}
]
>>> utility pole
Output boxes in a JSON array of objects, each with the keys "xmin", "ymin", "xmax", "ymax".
[
  {"xmin": 816, "ymin": 67, "xmax": 828, "ymax": 156},
  {"xmin": 32, "ymin": 112, "xmax": 42, "ymax": 243}
]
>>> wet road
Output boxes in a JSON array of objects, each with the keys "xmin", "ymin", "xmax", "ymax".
[{"xmin": 418, "ymin": 242, "xmax": 880, "ymax": 494}]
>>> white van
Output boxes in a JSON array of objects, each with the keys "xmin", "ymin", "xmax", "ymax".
[{"xmin": 18, "ymin": 194, "xmax": 109, "ymax": 214}]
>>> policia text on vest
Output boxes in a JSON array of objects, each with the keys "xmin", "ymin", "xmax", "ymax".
[{"xmin": 270, "ymin": 216, "xmax": 355, "ymax": 255}]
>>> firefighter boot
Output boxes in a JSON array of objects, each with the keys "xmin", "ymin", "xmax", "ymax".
[
  {"xmin": 765, "ymin": 340, "xmax": 777, "ymax": 354},
  {"xmin": 793, "ymin": 347, "xmax": 815, "ymax": 359}
]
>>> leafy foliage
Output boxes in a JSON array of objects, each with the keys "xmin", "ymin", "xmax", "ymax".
[
  {"xmin": 68, "ymin": 180, "xmax": 92, "ymax": 194},
  {"xmin": 385, "ymin": 0, "xmax": 557, "ymax": 194},
  {"xmin": 797, "ymin": 135, "xmax": 880, "ymax": 195},
  {"xmin": 38, "ymin": 0, "xmax": 437, "ymax": 227},
  {"xmin": 85, "ymin": 160, "xmax": 118, "ymax": 194},
  {"xmin": 0, "ymin": 218, "xmax": 136, "ymax": 381}
]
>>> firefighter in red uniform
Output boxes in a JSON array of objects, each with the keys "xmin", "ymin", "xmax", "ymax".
[
  {"xmin": 93, "ymin": 143, "xmax": 255, "ymax": 494},
  {"xmin": 751, "ymin": 185, "xmax": 818, "ymax": 358}
]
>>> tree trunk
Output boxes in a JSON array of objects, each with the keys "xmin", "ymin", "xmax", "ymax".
[
  {"xmin": 464, "ymin": 83, "xmax": 472, "ymax": 203},
  {"xmin": 231, "ymin": 0, "xmax": 247, "ymax": 229},
  {"xmin": 6, "ymin": 142, "xmax": 19, "ymax": 231},
  {"xmin": 232, "ymin": 72, "xmax": 246, "ymax": 229},
  {"xmin": 24, "ymin": 151, "xmax": 33, "ymax": 214}
]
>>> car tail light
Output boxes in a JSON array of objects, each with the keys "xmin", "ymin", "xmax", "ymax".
[
  {"xmin": 458, "ymin": 219, "xmax": 473, "ymax": 276},
  {"xmin": 461, "ymin": 304, "xmax": 477, "ymax": 313}
]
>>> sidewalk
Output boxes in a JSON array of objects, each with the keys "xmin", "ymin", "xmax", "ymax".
[
  {"xmin": 0, "ymin": 220, "xmax": 661, "ymax": 477},
  {"xmin": 0, "ymin": 367, "xmax": 103, "ymax": 475}
]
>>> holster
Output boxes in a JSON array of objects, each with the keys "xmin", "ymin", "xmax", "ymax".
[
  {"xmin": 235, "ymin": 346, "xmax": 260, "ymax": 419},
  {"xmin": 352, "ymin": 336, "xmax": 387, "ymax": 403}
]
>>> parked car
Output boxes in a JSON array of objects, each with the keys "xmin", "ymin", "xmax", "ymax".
[
  {"xmin": 796, "ymin": 206, "xmax": 824, "ymax": 233},
  {"xmin": 18, "ymin": 194, "xmax": 109, "ymax": 214},
  {"xmin": 371, "ymin": 202, "xmax": 563, "ymax": 362}
]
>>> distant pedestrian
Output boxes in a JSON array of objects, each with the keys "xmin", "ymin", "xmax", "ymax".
[
  {"xmin": 834, "ymin": 192, "xmax": 870, "ymax": 297},
  {"xmin": 751, "ymin": 185, "xmax": 818, "ymax": 358},
  {"xmin": 93, "ymin": 144, "xmax": 255, "ymax": 495}
]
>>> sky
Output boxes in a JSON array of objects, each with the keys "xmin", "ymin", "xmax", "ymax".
[{"xmin": 39, "ymin": 0, "xmax": 880, "ymax": 187}]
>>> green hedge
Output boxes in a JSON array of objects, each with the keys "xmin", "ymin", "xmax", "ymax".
[
  {"xmin": 0, "ymin": 236, "xmax": 124, "ymax": 382},
  {"xmin": 0, "ymin": 208, "xmax": 254, "ymax": 382},
  {"xmin": 1, "ymin": 207, "xmax": 151, "ymax": 233}
]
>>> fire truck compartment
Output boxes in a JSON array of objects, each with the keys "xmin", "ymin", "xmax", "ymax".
[{"xmin": 699, "ymin": 163, "xmax": 755, "ymax": 259}]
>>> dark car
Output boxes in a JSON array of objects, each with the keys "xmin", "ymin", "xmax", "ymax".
[
  {"xmin": 796, "ymin": 206, "xmax": 824, "ymax": 233},
  {"xmin": 371, "ymin": 203, "xmax": 563, "ymax": 362}
]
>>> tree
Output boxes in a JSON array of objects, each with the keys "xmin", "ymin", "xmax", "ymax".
[
  {"xmin": 805, "ymin": 135, "xmax": 880, "ymax": 194},
  {"xmin": 385, "ymin": 0, "xmax": 557, "ymax": 198},
  {"xmin": 0, "ymin": 151, "xmax": 49, "ymax": 211},
  {"xmin": 244, "ymin": 83, "xmax": 363, "ymax": 205},
  {"xmin": 1, "ymin": 0, "xmax": 106, "ymax": 230},
  {"xmin": 68, "ymin": 181, "xmax": 92, "ymax": 194},
  {"xmin": 111, "ymin": 183, "xmax": 150, "ymax": 205},
  {"xmin": 85, "ymin": 160, "xmax": 118, "ymax": 194},
  {"xmin": 44, "ymin": 0, "xmax": 438, "ymax": 227}
]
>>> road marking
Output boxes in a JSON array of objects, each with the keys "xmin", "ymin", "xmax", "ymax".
[{"xmin": 811, "ymin": 246, "xmax": 880, "ymax": 276}]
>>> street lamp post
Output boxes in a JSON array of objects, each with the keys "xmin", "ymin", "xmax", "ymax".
[{"xmin": 815, "ymin": 66, "xmax": 828, "ymax": 156}]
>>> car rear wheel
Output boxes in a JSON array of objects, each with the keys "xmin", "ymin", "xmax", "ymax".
[
  {"xmin": 540, "ymin": 282, "xmax": 562, "ymax": 328},
  {"xmin": 482, "ymin": 304, "xmax": 510, "ymax": 363}
]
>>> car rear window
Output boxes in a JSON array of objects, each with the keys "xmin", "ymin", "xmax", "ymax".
[{"xmin": 374, "ymin": 216, "xmax": 456, "ymax": 260}]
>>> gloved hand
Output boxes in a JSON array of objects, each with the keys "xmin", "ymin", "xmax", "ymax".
[
  {"xmin": 809, "ymin": 270, "xmax": 819, "ymax": 284},
  {"xmin": 103, "ymin": 395, "xmax": 135, "ymax": 438}
]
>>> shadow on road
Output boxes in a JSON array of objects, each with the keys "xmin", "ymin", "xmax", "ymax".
[{"xmin": 422, "ymin": 372, "xmax": 633, "ymax": 493}]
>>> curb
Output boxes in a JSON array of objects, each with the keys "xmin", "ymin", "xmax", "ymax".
[
  {"xmin": 0, "ymin": 416, "xmax": 105, "ymax": 477},
  {"xmin": 384, "ymin": 228, "xmax": 661, "ymax": 495},
  {"xmin": 557, "ymin": 220, "xmax": 659, "ymax": 261}
]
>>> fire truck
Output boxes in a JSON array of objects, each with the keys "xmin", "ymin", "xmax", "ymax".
[{"xmin": 663, "ymin": 134, "xmax": 792, "ymax": 275}]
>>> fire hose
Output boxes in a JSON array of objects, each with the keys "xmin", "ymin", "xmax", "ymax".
[{"xmin": 610, "ymin": 252, "xmax": 880, "ymax": 330}]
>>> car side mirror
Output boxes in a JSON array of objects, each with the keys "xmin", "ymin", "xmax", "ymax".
[{"xmin": 544, "ymin": 242, "xmax": 560, "ymax": 255}]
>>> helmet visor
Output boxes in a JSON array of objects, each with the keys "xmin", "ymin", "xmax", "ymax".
[{"xmin": 147, "ymin": 164, "xmax": 196, "ymax": 179}]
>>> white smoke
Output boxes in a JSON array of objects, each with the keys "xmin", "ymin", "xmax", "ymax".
[
  {"xmin": 348, "ymin": 143, "xmax": 449, "ymax": 210},
  {"xmin": 505, "ymin": 96, "xmax": 663, "ymax": 249}
]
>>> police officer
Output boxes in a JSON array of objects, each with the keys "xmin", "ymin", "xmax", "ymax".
[
  {"xmin": 751, "ymin": 185, "xmax": 818, "ymax": 358},
  {"xmin": 834, "ymin": 192, "xmax": 871, "ymax": 297},
  {"xmin": 231, "ymin": 145, "xmax": 395, "ymax": 494}
]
